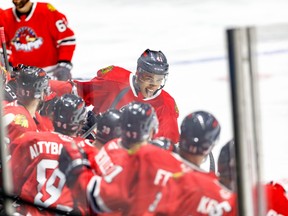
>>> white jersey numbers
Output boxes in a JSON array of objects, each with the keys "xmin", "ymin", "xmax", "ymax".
[
  {"xmin": 55, "ymin": 19, "xmax": 67, "ymax": 32},
  {"xmin": 34, "ymin": 159, "xmax": 66, "ymax": 208}
]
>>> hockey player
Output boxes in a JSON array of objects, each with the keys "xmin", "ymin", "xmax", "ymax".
[
  {"xmin": 2, "ymin": 0, "xmax": 76, "ymax": 80},
  {"xmin": 75, "ymin": 49, "xmax": 180, "ymax": 144},
  {"xmin": 218, "ymin": 139, "xmax": 288, "ymax": 216},
  {"xmin": 9, "ymin": 94, "xmax": 96, "ymax": 215},
  {"xmin": 3, "ymin": 64, "xmax": 52, "ymax": 148},
  {"xmin": 177, "ymin": 110, "xmax": 221, "ymax": 169}
]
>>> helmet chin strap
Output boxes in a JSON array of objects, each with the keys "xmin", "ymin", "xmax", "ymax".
[{"xmin": 152, "ymin": 75, "xmax": 167, "ymax": 96}]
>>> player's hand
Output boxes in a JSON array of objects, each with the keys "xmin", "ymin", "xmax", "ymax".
[
  {"xmin": 52, "ymin": 62, "xmax": 73, "ymax": 81},
  {"xmin": 59, "ymin": 142, "xmax": 90, "ymax": 187}
]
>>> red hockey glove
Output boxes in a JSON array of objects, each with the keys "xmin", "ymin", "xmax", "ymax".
[
  {"xmin": 59, "ymin": 142, "xmax": 91, "ymax": 187},
  {"xmin": 52, "ymin": 62, "xmax": 73, "ymax": 81}
]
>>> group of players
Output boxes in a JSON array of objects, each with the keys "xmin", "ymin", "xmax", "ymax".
[
  {"xmin": 1, "ymin": 52, "xmax": 287, "ymax": 215},
  {"xmin": 1, "ymin": 0, "xmax": 288, "ymax": 215},
  {"xmin": 1, "ymin": 48, "xmax": 235, "ymax": 215}
]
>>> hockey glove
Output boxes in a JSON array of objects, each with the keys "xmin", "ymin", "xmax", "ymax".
[
  {"xmin": 81, "ymin": 110, "xmax": 99, "ymax": 139},
  {"xmin": 59, "ymin": 143, "xmax": 91, "ymax": 187},
  {"xmin": 52, "ymin": 62, "xmax": 73, "ymax": 81}
]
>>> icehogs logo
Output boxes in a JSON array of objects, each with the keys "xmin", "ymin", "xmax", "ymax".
[{"xmin": 12, "ymin": 27, "xmax": 43, "ymax": 52}]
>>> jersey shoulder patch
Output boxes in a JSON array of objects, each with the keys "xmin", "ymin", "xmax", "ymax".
[
  {"xmin": 98, "ymin": 65, "xmax": 114, "ymax": 76},
  {"xmin": 46, "ymin": 3, "xmax": 56, "ymax": 12},
  {"xmin": 14, "ymin": 114, "xmax": 29, "ymax": 128}
]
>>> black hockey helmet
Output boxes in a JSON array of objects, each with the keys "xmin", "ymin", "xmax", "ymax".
[
  {"xmin": 150, "ymin": 137, "xmax": 176, "ymax": 152},
  {"xmin": 179, "ymin": 111, "xmax": 221, "ymax": 155},
  {"xmin": 14, "ymin": 64, "xmax": 49, "ymax": 100},
  {"xmin": 218, "ymin": 139, "xmax": 236, "ymax": 190},
  {"xmin": 96, "ymin": 108, "xmax": 122, "ymax": 144},
  {"xmin": 137, "ymin": 49, "xmax": 169, "ymax": 76},
  {"xmin": 120, "ymin": 102, "xmax": 159, "ymax": 149},
  {"xmin": 53, "ymin": 94, "xmax": 87, "ymax": 135}
]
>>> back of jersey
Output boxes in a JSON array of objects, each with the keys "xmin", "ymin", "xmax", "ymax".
[{"xmin": 10, "ymin": 131, "xmax": 85, "ymax": 215}]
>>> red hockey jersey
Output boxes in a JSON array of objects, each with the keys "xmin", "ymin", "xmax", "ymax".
[
  {"xmin": 146, "ymin": 170, "xmax": 237, "ymax": 216},
  {"xmin": 265, "ymin": 181, "xmax": 288, "ymax": 216},
  {"xmin": 9, "ymin": 131, "xmax": 96, "ymax": 215},
  {"xmin": 75, "ymin": 65, "xmax": 180, "ymax": 144},
  {"xmin": 3, "ymin": 101, "xmax": 52, "ymax": 152},
  {"xmin": 2, "ymin": 2, "xmax": 76, "ymax": 70}
]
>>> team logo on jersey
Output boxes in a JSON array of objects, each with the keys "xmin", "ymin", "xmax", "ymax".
[
  {"xmin": 14, "ymin": 114, "xmax": 29, "ymax": 128},
  {"xmin": 12, "ymin": 27, "xmax": 43, "ymax": 52},
  {"xmin": 100, "ymin": 65, "xmax": 114, "ymax": 75},
  {"xmin": 47, "ymin": 3, "xmax": 56, "ymax": 12}
]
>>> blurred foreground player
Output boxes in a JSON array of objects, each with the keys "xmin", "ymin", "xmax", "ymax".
[
  {"xmin": 218, "ymin": 139, "xmax": 288, "ymax": 216},
  {"xmin": 9, "ymin": 94, "xmax": 96, "ymax": 215}
]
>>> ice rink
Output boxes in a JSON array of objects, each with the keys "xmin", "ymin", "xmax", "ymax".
[{"xmin": 2, "ymin": 0, "xmax": 288, "ymax": 182}]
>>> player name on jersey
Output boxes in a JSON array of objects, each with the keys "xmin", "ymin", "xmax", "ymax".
[{"xmin": 30, "ymin": 141, "xmax": 63, "ymax": 159}]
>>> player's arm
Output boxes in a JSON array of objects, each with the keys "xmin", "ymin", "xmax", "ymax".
[
  {"xmin": 156, "ymin": 101, "xmax": 180, "ymax": 144},
  {"xmin": 47, "ymin": 4, "xmax": 76, "ymax": 80}
]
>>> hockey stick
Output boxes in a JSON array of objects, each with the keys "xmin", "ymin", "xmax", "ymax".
[
  {"xmin": 81, "ymin": 87, "xmax": 130, "ymax": 139},
  {"xmin": 81, "ymin": 122, "xmax": 97, "ymax": 139},
  {"xmin": 0, "ymin": 27, "xmax": 10, "ymax": 71}
]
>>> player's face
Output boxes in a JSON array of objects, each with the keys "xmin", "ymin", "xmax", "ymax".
[
  {"xmin": 12, "ymin": 0, "xmax": 29, "ymax": 10},
  {"xmin": 137, "ymin": 71, "xmax": 165, "ymax": 98}
]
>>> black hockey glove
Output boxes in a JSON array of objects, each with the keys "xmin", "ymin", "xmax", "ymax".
[
  {"xmin": 59, "ymin": 143, "xmax": 91, "ymax": 187},
  {"xmin": 52, "ymin": 62, "xmax": 73, "ymax": 81},
  {"xmin": 81, "ymin": 110, "xmax": 99, "ymax": 139}
]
